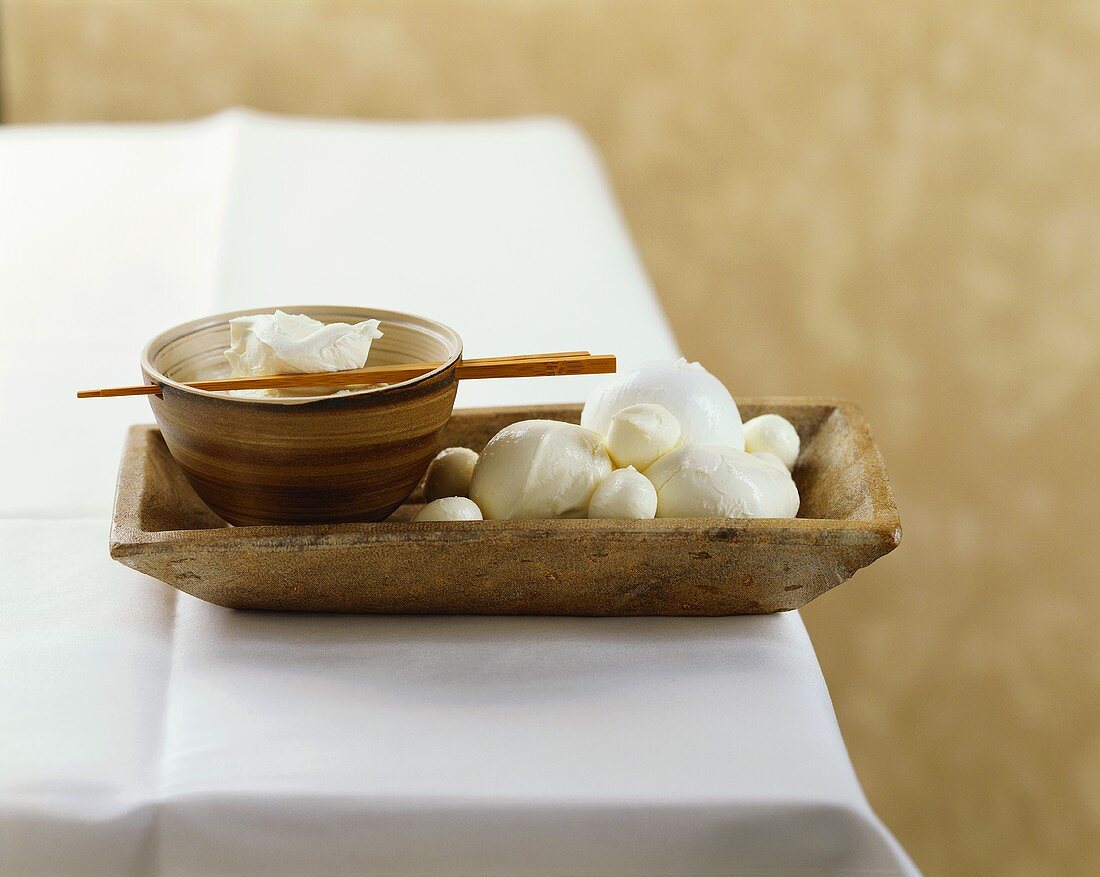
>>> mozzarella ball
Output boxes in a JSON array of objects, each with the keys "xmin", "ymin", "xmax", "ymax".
[
  {"xmin": 750, "ymin": 451, "xmax": 789, "ymax": 472},
  {"xmin": 422, "ymin": 446, "xmax": 479, "ymax": 501},
  {"xmin": 743, "ymin": 414, "xmax": 800, "ymax": 471},
  {"xmin": 587, "ymin": 467, "xmax": 658, "ymax": 520},
  {"xmin": 414, "ymin": 496, "xmax": 484, "ymax": 522},
  {"xmin": 470, "ymin": 420, "xmax": 612, "ymax": 519},
  {"xmin": 644, "ymin": 444, "xmax": 799, "ymax": 519},
  {"xmin": 582, "ymin": 358, "xmax": 744, "ymax": 450},
  {"xmin": 604, "ymin": 403, "xmax": 681, "ymax": 470}
]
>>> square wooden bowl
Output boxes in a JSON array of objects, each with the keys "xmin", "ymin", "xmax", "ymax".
[{"xmin": 110, "ymin": 400, "xmax": 900, "ymax": 615}]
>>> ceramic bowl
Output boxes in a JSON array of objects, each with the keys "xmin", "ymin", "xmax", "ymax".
[{"xmin": 141, "ymin": 305, "xmax": 462, "ymax": 525}]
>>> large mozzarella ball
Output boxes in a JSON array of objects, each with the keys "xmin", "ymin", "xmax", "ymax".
[
  {"xmin": 604, "ymin": 403, "xmax": 681, "ymax": 470},
  {"xmin": 422, "ymin": 446, "xmax": 479, "ymax": 502},
  {"xmin": 469, "ymin": 420, "xmax": 612, "ymax": 519},
  {"xmin": 743, "ymin": 414, "xmax": 800, "ymax": 471},
  {"xmin": 644, "ymin": 444, "xmax": 799, "ymax": 519},
  {"xmin": 582, "ymin": 358, "xmax": 744, "ymax": 450},
  {"xmin": 414, "ymin": 496, "xmax": 484, "ymax": 521},
  {"xmin": 587, "ymin": 467, "xmax": 658, "ymax": 520}
]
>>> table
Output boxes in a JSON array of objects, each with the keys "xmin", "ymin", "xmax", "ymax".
[{"xmin": 0, "ymin": 110, "xmax": 918, "ymax": 876}]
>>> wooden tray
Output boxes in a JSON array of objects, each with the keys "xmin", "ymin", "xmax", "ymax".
[{"xmin": 110, "ymin": 401, "xmax": 900, "ymax": 615}]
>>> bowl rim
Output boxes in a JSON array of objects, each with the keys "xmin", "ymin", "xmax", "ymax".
[{"xmin": 141, "ymin": 304, "xmax": 463, "ymax": 405}]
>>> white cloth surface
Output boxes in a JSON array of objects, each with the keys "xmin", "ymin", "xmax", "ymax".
[{"xmin": 0, "ymin": 111, "xmax": 917, "ymax": 876}]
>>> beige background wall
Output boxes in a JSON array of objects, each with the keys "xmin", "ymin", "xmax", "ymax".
[{"xmin": 4, "ymin": 1, "xmax": 1099, "ymax": 874}]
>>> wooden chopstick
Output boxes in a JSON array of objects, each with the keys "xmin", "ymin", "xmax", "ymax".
[
  {"xmin": 76, "ymin": 351, "xmax": 594, "ymax": 398},
  {"xmin": 77, "ymin": 351, "xmax": 615, "ymax": 398}
]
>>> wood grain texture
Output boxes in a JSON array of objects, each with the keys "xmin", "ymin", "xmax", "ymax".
[
  {"xmin": 141, "ymin": 306, "xmax": 462, "ymax": 525},
  {"xmin": 110, "ymin": 401, "xmax": 900, "ymax": 614}
]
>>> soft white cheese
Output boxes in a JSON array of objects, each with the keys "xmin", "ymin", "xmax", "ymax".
[
  {"xmin": 581, "ymin": 358, "xmax": 744, "ymax": 450},
  {"xmin": 604, "ymin": 403, "xmax": 681, "ymax": 470},
  {"xmin": 750, "ymin": 451, "xmax": 789, "ymax": 472},
  {"xmin": 422, "ymin": 447, "xmax": 479, "ymax": 502},
  {"xmin": 644, "ymin": 444, "xmax": 799, "ymax": 519},
  {"xmin": 587, "ymin": 467, "xmax": 658, "ymax": 520},
  {"xmin": 743, "ymin": 414, "xmax": 801, "ymax": 471},
  {"xmin": 469, "ymin": 420, "xmax": 612, "ymax": 520},
  {"xmin": 414, "ymin": 496, "xmax": 484, "ymax": 522},
  {"xmin": 224, "ymin": 310, "xmax": 382, "ymax": 378}
]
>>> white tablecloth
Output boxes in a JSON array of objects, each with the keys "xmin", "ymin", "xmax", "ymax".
[{"xmin": 0, "ymin": 110, "xmax": 918, "ymax": 876}]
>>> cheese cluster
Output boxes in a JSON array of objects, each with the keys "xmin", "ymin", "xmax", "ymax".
[{"xmin": 415, "ymin": 358, "xmax": 801, "ymax": 522}]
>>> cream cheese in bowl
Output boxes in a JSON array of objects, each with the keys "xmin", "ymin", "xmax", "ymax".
[{"xmin": 224, "ymin": 310, "xmax": 384, "ymax": 398}]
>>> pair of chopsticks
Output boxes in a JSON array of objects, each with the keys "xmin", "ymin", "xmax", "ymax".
[{"xmin": 76, "ymin": 351, "xmax": 616, "ymax": 398}]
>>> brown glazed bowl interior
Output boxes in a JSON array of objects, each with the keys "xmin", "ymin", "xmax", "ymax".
[{"xmin": 141, "ymin": 305, "xmax": 462, "ymax": 525}]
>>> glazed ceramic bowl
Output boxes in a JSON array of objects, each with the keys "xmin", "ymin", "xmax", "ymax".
[{"xmin": 141, "ymin": 306, "xmax": 462, "ymax": 525}]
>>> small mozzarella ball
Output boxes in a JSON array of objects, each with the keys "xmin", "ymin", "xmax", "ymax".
[
  {"xmin": 604, "ymin": 403, "xmax": 682, "ymax": 470},
  {"xmin": 743, "ymin": 414, "xmax": 800, "ymax": 471},
  {"xmin": 423, "ymin": 446, "xmax": 479, "ymax": 501},
  {"xmin": 414, "ymin": 496, "xmax": 483, "ymax": 522},
  {"xmin": 470, "ymin": 420, "xmax": 612, "ymax": 519},
  {"xmin": 751, "ymin": 451, "xmax": 788, "ymax": 472},
  {"xmin": 588, "ymin": 467, "xmax": 658, "ymax": 520},
  {"xmin": 582, "ymin": 358, "xmax": 744, "ymax": 450},
  {"xmin": 644, "ymin": 444, "xmax": 799, "ymax": 519}
]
